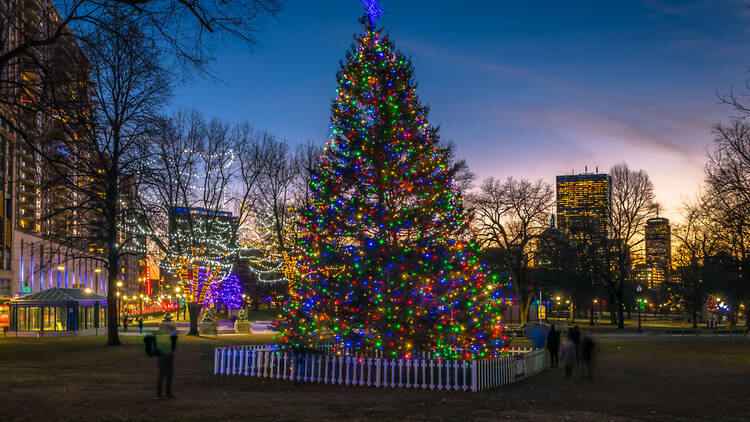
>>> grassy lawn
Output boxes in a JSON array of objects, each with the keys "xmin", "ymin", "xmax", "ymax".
[
  {"xmin": 542, "ymin": 317, "xmax": 748, "ymax": 334},
  {"xmin": 1, "ymin": 334, "xmax": 748, "ymax": 421}
]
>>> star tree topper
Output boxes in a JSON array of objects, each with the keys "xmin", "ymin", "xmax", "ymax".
[{"xmin": 361, "ymin": 0, "xmax": 384, "ymax": 29}]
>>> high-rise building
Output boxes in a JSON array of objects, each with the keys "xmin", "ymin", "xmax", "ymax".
[
  {"xmin": 556, "ymin": 173, "xmax": 611, "ymax": 237},
  {"xmin": 0, "ymin": 0, "xmax": 112, "ymax": 308},
  {"xmin": 645, "ymin": 217, "xmax": 671, "ymax": 289}
]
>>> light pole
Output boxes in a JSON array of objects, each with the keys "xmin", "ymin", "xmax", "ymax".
[
  {"xmin": 116, "ymin": 281, "xmax": 123, "ymax": 327},
  {"xmin": 94, "ymin": 268, "xmax": 101, "ymax": 293},
  {"xmin": 57, "ymin": 266, "xmax": 65, "ymax": 288},
  {"xmin": 636, "ymin": 284, "xmax": 643, "ymax": 333}
]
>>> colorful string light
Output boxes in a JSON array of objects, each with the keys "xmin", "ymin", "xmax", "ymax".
[{"xmin": 276, "ymin": 17, "xmax": 508, "ymax": 359}]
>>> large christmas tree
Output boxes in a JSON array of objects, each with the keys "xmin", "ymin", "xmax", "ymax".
[{"xmin": 277, "ymin": 5, "xmax": 507, "ymax": 359}]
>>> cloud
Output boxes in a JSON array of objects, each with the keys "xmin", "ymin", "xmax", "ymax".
[
  {"xmin": 508, "ymin": 106, "xmax": 710, "ymax": 166},
  {"xmin": 642, "ymin": 0, "xmax": 711, "ymax": 16},
  {"xmin": 398, "ymin": 40, "xmax": 573, "ymax": 91}
]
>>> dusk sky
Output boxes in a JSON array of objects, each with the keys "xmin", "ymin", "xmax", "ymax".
[{"xmin": 172, "ymin": 0, "xmax": 750, "ymax": 222}]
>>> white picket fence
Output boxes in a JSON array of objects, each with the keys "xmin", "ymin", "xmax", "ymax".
[{"xmin": 213, "ymin": 345, "xmax": 546, "ymax": 392}]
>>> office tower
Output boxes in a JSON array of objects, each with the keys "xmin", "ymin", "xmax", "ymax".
[
  {"xmin": 645, "ymin": 217, "xmax": 671, "ymax": 289},
  {"xmin": 556, "ymin": 173, "xmax": 611, "ymax": 237}
]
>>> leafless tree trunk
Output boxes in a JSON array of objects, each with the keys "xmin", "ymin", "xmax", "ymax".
[{"xmin": 469, "ymin": 177, "xmax": 554, "ymax": 324}]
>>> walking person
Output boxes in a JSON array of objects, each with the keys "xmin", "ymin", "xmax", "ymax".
[
  {"xmin": 581, "ymin": 334, "xmax": 595, "ymax": 380},
  {"xmin": 144, "ymin": 331, "xmax": 178, "ymax": 400},
  {"xmin": 570, "ymin": 325, "xmax": 581, "ymax": 366},
  {"xmin": 138, "ymin": 317, "xmax": 144, "ymax": 335},
  {"xmin": 155, "ymin": 331, "xmax": 178, "ymax": 399},
  {"xmin": 547, "ymin": 324, "xmax": 561, "ymax": 368},
  {"xmin": 560, "ymin": 334, "xmax": 576, "ymax": 378}
]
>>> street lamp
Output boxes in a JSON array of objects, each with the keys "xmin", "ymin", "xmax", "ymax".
[
  {"xmin": 636, "ymin": 284, "xmax": 643, "ymax": 333},
  {"xmin": 116, "ymin": 281, "xmax": 123, "ymax": 327}
]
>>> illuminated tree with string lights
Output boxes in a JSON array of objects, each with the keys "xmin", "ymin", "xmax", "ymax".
[
  {"xmin": 276, "ymin": 5, "xmax": 508, "ymax": 359},
  {"xmin": 218, "ymin": 273, "xmax": 244, "ymax": 309}
]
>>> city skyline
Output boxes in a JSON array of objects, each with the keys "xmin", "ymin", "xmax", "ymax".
[{"xmin": 171, "ymin": 0, "xmax": 750, "ymax": 223}]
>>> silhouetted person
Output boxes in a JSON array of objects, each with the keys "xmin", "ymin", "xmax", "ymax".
[
  {"xmin": 581, "ymin": 335, "xmax": 595, "ymax": 380},
  {"xmin": 547, "ymin": 324, "xmax": 561, "ymax": 368},
  {"xmin": 138, "ymin": 318, "xmax": 144, "ymax": 335},
  {"xmin": 570, "ymin": 325, "xmax": 581, "ymax": 366},
  {"xmin": 155, "ymin": 331, "xmax": 178, "ymax": 400},
  {"xmin": 560, "ymin": 335, "xmax": 576, "ymax": 378},
  {"xmin": 123, "ymin": 316, "xmax": 129, "ymax": 332}
]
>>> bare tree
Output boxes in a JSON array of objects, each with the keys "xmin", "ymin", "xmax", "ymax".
[
  {"xmin": 1, "ymin": 0, "xmax": 280, "ymax": 344},
  {"xmin": 1, "ymin": 0, "xmax": 282, "ymax": 159},
  {"xmin": 470, "ymin": 177, "xmax": 555, "ymax": 324},
  {"xmin": 669, "ymin": 199, "xmax": 723, "ymax": 328},
  {"xmin": 703, "ymin": 120, "xmax": 750, "ymax": 325},
  {"xmin": 22, "ymin": 11, "xmax": 170, "ymax": 346},
  {"xmin": 139, "ymin": 112, "xmax": 262, "ymax": 335},
  {"xmin": 1, "ymin": 1, "xmax": 281, "ymax": 77},
  {"xmin": 607, "ymin": 163, "xmax": 657, "ymax": 328}
]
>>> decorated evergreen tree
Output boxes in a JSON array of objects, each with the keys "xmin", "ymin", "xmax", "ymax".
[{"xmin": 277, "ymin": 5, "xmax": 507, "ymax": 359}]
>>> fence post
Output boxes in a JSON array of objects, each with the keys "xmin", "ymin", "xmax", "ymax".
[
  {"xmin": 395, "ymin": 359, "xmax": 402, "ymax": 388},
  {"xmin": 290, "ymin": 353, "xmax": 296, "ymax": 382},
  {"xmin": 275, "ymin": 353, "xmax": 281, "ymax": 379},
  {"xmin": 366, "ymin": 358, "xmax": 372, "ymax": 387},
  {"xmin": 282, "ymin": 353, "xmax": 288, "ymax": 380},
  {"xmin": 437, "ymin": 359, "xmax": 443, "ymax": 390},
  {"xmin": 338, "ymin": 356, "xmax": 344, "ymax": 385},
  {"xmin": 324, "ymin": 355, "xmax": 330, "ymax": 383}
]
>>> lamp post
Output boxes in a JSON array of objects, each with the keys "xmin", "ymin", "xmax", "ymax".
[
  {"xmin": 636, "ymin": 284, "xmax": 643, "ymax": 333},
  {"xmin": 94, "ymin": 268, "xmax": 101, "ymax": 294},
  {"xmin": 116, "ymin": 281, "xmax": 123, "ymax": 327},
  {"xmin": 57, "ymin": 266, "xmax": 65, "ymax": 288}
]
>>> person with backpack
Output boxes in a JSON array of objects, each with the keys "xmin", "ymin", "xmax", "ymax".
[{"xmin": 144, "ymin": 331, "xmax": 178, "ymax": 399}]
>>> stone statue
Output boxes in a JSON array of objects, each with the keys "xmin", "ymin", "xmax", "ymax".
[{"xmin": 202, "ymin": 307, "xmax": 216, "ymax": 323}]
